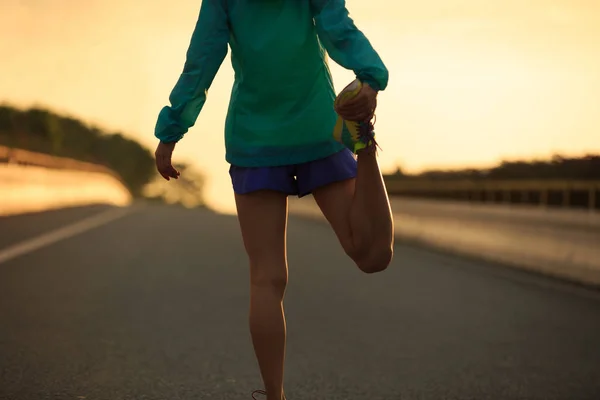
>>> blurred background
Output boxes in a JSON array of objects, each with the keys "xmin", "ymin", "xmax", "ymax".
[
  {"xmin": 1, "ymin": 0, "xmax": 599, "ymax": 213},
  {"xmin": 1, "ymin": 1, "xmax": 600, "ymax": 399}
]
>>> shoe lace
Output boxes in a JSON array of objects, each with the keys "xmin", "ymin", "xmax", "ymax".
[{"xmin": 358, "ymin": 113, "xmax": 381, "ymax": 151}]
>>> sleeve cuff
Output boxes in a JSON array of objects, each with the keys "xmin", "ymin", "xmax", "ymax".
[
  {"xmin": 155, "ymin": 107, "xmax": 187, "ymax": 143},
  {"xmin": 358, "ymin": 76, "xmax": 382, "ymax": 92}
]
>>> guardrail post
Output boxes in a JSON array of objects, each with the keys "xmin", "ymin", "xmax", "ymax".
[
  {"xmin": 563, "ymin": 190, "xmax": 570, "ymax": 207},
  {"xmin": 381, "ymin": 178, "xmax": 599, "ymax": 211},
  {"xmin": 540, "ymin": 190, "xmax": 548, "ymax": 208}
]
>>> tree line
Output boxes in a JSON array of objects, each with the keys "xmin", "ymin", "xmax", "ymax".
[
  {"xmin": 0, "ymin": 104, "xmax": 204, "ymax": 205},
  {"xmin": 385, "ymin": 154, "xmax": 600, "ymax": 181},
  {"xmin": 2, "ymin": 103, "xmax": 596, "ymax": 203}
]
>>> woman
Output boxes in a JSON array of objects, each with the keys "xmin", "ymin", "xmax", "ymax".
[{"xmin": 154, "ymin": 1, "xmax": 394, "ymax": 399}]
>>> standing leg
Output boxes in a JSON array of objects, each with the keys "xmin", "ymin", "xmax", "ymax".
[{"xmin": 235, "ymin": 190, "xmax": 289, "ymax": 400}]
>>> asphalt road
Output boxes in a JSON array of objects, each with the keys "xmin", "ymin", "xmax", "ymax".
[{"xmin": 1, "ymin": 204, "xmax": 599, "ymax": 400}]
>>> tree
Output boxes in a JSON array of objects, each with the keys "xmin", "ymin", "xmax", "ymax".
[{"xmin": 0, "ymin": 104, "xmax": 168, "ymax": 198}]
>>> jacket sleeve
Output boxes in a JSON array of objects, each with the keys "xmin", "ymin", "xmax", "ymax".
[
  {"xmin": 311, "ymin": 0, "xmax": 389, "ymax": 91},
  {"xmin": 155, "ymin": 0, "xmax": 229, "ymax": 143}
]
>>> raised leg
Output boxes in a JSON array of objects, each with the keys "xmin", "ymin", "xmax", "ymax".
[{"xmin": 312, "ymin": 149, "xmax": 394, "ymax": 273}]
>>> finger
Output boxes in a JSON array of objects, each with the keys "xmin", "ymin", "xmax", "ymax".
[
  {"xmin": 363, "ymin": 100, "xmax": 378, "ymax": 121},
  {"xmin": 344, "ymin": 107, "xmax": 375, "ymax": 122},
  {"xmin": 336, "ymin": 104, "xmax": 366, "ymax": 121},
  {"xmin": 337, "ymin": 99, "xmax": 371, "ymax": 120},
  {"xmin": 158, "ymin": 169, "xmax": 171, "ymax": 181},
  {"xmin": 338, "ymin": 96, "xmax": 377, "ymax": 121},
  {"xmin": 160, "ymin": 152, "xmax": 180, "ymax": 179},
  {"xmin": 167, "ymin": 165, "xmax": 180, "ymax": 179},
  {"xmin": 158, "ymin": 153, "xmax": 174, "ymax": 181},
  {"xmin": 158, "ymin": 166, "xmax": 171, "ymax": 181},
  {"xmin": 155, "ymin": 157, "xmax": 169, "ymax": 180},
  {"xmin": 336, "ymin": 94, "xmax": 368, "ymax": 112},
  {"xmin": 347, "ymin": 112, "xmax": 371, "ymax": 122},
  {"xmin": 337, "ymin": 106, "xmax": 371, "ymax": 121}
]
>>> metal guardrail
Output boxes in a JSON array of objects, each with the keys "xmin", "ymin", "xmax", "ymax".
[
  {"xmin": 4, "ymin": 145, "xmax": 595, "ymax": 210},
  {"xmin": 0, "ymin": 145, "xmax": 124, "ymax": 184},
  {"xmin": 384, "ymin": 178, "xmax": 600, "ymax": 210}
]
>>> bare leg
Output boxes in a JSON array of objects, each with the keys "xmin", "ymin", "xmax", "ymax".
[
  {"xmin": 235, "ymin": 190, "xmax": 288, "ymax": 400},
  {"xmin": 313, "ymin": 148, "xmax": 394, "ymax": 273}
]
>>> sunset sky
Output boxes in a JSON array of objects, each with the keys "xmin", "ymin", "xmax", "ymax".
[{"xmin": 1, "ymin": 0, "xmax": 599, "ymax": 213}]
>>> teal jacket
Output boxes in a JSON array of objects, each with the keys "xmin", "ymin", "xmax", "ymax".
[{"xmin": 155, "ymin": 0, "xmax": 388, "ymax": 167}]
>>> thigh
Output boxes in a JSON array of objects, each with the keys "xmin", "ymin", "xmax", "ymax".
[
  {"xmin": 235, "ymin": 190, "xmax": 289, "ymax": 282},
  {"xmin": 311, "ymin": 177, "xmax": 357, "ymax": 253},
  {"xmin": 300, "ymin": 149, "xmax": 357, "ymax": 250},
  {"xmin": 295, "ymin": 148, "xmax": 357, "ymax": 198}
]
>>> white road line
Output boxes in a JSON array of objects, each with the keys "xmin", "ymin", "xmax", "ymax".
[{"xmin": 0, "ymin": 207, "xmax": 135, "ymax": 265}]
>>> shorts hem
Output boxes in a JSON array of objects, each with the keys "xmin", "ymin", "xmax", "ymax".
[{"xmin": 297, "ymin": 172, "xmax": 357, "ymax": 198}]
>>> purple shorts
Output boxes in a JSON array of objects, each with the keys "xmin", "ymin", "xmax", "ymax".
[{"xmin": 229, "ymin": 148, "xmax": 357, "ymax": 197}]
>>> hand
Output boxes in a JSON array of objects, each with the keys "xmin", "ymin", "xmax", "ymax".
[
  {"xmin": 335, "ymin": 81, "xmax": 378, "ymax": 122},
  {"xmin": 155, "ymin": 141, "xmax": 180, "ymax": 181}
]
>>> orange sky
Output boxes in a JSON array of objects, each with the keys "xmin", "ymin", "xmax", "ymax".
[{"xmin": 2, "ymin": 0, "xmax": 599, "ymax": 213}]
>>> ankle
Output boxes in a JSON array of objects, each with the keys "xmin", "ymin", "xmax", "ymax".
[
  {"xmin": 252, "ymin": 388, "xmax": 284, "ymax": 400},
  {"xmin": 266, "ymin": 389, "xmax": 285, "ymax": 400},
  {"xmin": 356, "ymin": 144, "xmax": 378, "ymax": 158}
]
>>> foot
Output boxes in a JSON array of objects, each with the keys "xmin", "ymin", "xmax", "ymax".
[
  {"xmin": 333, "ymin": 80, "xmax": 380, "ymax": 154},
  {"xmin": 334, "ymin": 115, "xmax": 379, "ymax": 154},
  {"xmin": 252, "ymin": 389, "xmax": 286, "ymax": 400}
]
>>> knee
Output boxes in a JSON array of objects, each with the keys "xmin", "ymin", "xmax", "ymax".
[
  {"xmin": 250, "ymin": 262, "xmax": 288, "ymax": 295},
  {"xmin": 356, "ymin": 246, "xmax": 393, "ymax": 274}
]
